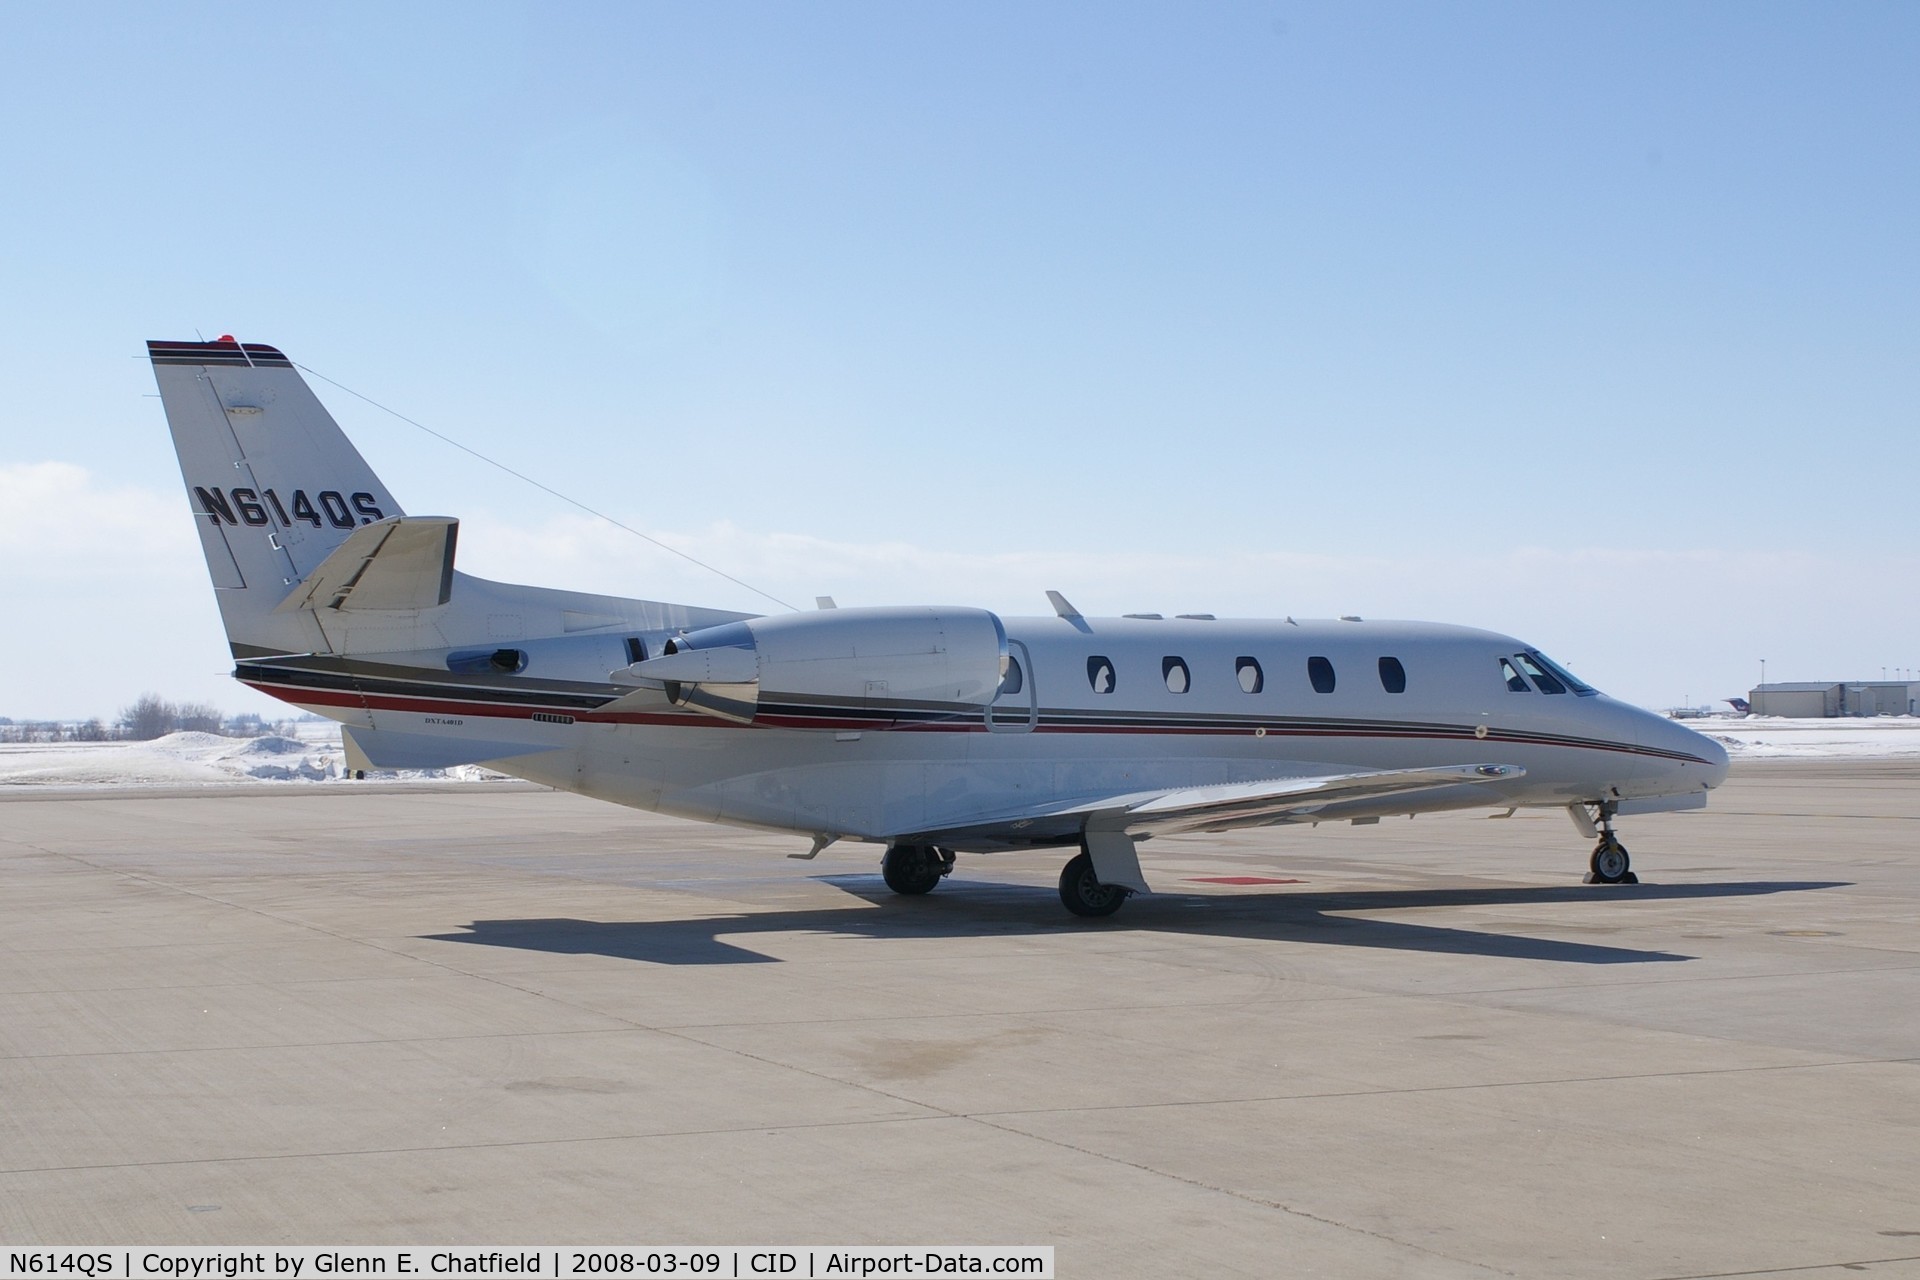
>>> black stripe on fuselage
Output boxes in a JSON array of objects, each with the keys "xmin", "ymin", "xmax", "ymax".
[
  {"xmin": 238, "ymin": 658, "xmax": 1714, "ymax": 765},
  {"xmin": 239, "ymin": 656, "xmax": 618, "ymax": 708}
]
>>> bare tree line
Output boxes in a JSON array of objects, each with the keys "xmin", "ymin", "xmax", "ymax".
[{"xmin": 0, "ymin": 695, "xmax": 300, "ymax": 744}]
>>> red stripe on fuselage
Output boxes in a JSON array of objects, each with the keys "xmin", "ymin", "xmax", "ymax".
[{"xmin": 241, "ymin": 678, "xmax": 1702, "ymax": 762}]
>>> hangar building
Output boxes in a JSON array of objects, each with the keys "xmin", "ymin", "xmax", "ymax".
[{"xmin": 1748, "ymin": 681, "xmax": 1918, "ymax": 717}]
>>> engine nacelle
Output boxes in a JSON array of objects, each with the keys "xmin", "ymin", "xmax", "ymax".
[{"xmin": 625, "ymin": 606, "xmax": 1010, "ymax": 726}]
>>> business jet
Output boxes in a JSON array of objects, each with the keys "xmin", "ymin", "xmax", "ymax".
[{"xmin": 151, "ymin": 337, "xmax": 1728, "ymax": 916}]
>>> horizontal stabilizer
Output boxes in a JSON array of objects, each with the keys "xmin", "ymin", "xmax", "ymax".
[{"xmin": 275, "ymin": 516, "xmax": 458, "ymax": 614}]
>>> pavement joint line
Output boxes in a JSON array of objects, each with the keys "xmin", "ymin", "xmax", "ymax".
[
  {"xmin": 0, "ymin": 836, "xmax": 738, "ymax": 1046},
  {"xmin": 0, "ymin": 986, "xmax": 1386, "ymax": 1056},
  {"xmin": 496, "ymin": 977, "xmax": 1516, "ymax": 1273},
  {"xmin": 1400, "ymin": 956, "xmax": 1920, "ymax": 1001},
  {"xmin": 5, "ymin": 847, "xmax": 1913, "ymax": 1060},
  {"xmin": 634, "ymin": 950, "xmax": 1528, "ymax": 1278},
  {"xmin": 959, "ymin": 1112, "xmax": 1521, "ymax": 1277},
  {"xmin": 1695, "ymin": 810, "xmax": 1920, "ymax": 821},
  {"xmin": 1649, "ymin": 1254, "xmax": 1920, "ymax": 1279},
  {"xmin": 0, "ymin": 1111, "xmax": 962, "ymax": 1177},
  {"xmin": 0, "ymin": 1025, "xmax": 668, "ymax": 1063},
  {"xmin": 0, "ymin": 977, "xmax": 1363, "ymax": 1014},
  {"xmin": 954, "ymin": 1054, "xmax": 1919, "ymax": 1120},
  {"xmin": 665, "ymin": 1004, "xmax": 1920, "ymax": 1224}
]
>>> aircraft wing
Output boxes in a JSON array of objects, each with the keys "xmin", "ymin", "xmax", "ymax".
[
  {"xmin": 905, "ymin": 763, "xmax": 1524, "ymax": 894},
  {"xmin": 1090, "ymin": 763, "xmax": 1525, "ymax": 836}
]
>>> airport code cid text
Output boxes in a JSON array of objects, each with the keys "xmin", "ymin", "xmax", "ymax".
[{"xmin": 3, "ymin": 1250, "xmax": 1052, "ymax": 1280}]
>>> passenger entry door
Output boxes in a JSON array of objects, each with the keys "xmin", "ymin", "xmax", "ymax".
[{"xmin": 987, "ymin": 640, "xmax": 1037, "ymax": 733}]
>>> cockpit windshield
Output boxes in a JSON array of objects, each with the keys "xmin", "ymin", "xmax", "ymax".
[{"xmin": 1525, "ymin": 650, "xmax": 1597, "ymax": 697}]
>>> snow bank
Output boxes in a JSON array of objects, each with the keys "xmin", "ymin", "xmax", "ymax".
[
  {"xmin": 1699, "ymin": 716, "xmax": 1920, "ymax": 760},
  {"xmin": 0, "ymin": 725, "xmax": 506, "ymax": 790}
]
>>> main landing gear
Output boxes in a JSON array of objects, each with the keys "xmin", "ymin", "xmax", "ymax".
[
  {"xmin": 881, "ymin": 844, "xmax": 954, "ymax": 896},
  {"xmin": 881, "ymin": 841, "xmax": 1138, "ymax": 917},
  {"xmin": 1058, "ymin": 850, "xmax": 1131, "ymax": 918},
  {"xmin": 1581, "ymin": 802, "xmax": 1639, "ymax": 885}
]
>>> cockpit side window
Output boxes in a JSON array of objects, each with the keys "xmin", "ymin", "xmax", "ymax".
[
  {"xmin": 1514, "ymin": 653, "xmax": 1565, "ymax": 695},
  {"xmin": 1499, "ymin": 657, "xmax": 1530, "ymax": 692},
  {"xmin": 1087, "ymin": 656, "xmax": 1116, "ymax": 694}
]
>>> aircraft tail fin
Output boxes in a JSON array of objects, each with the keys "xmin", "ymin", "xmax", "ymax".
[{"xmin": 149, "ymin": 338, "xmax": 407, "ymax": 657}]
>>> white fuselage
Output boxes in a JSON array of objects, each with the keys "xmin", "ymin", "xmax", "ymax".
[{"xmin": 250, "ymin": 607, "xmax": 1726, "ymax": 852}]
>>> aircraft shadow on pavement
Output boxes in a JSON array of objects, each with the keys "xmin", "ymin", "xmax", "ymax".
[{"xmin": 421, "ymin": 877, "xmax": 1847, "ymax": 967}]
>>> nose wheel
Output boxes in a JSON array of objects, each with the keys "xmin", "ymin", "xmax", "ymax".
[
  {"xmin": 1586, "ymin": 834, "xmax": 1638, "ymax": 885},
  {"xmin": 1575, "ymin": 801, "xmax": 1640, "ymax": 884}
]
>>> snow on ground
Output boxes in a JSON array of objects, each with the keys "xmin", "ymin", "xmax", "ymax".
[
  {"xmin": 0, "ymin": 723, "xmax": 505, "ymax": 790},
  {"xmin": 1693, "ymin": 716, "xmax": 1920, "ymax": 759}
]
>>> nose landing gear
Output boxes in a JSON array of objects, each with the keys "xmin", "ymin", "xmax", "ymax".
[{"xmin": 1579, "ymin": 802, "xmax": 1639, "ymax": 885}]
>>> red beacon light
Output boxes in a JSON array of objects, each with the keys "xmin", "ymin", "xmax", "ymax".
[{"xmin": 215, "ymin": 334, "xmax": 237, "ymax": 344}]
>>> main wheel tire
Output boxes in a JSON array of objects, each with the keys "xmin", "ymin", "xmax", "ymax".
[
  {"xmin": 882, "ymin": 844, "xmax": 943, "ymax": 895},
  {"xmin": 1059, "ymin": 851, "xmax": 1130, "ymax": 918},
  {"xmin": 1589, "ymin": 837, "xmax": 1633, "ymax": 884}
]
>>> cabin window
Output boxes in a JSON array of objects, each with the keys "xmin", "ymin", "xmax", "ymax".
[
  {"xmin": 1236, "ymin": 656, "xmax": 1264, "ymax": 694},
  {"xmin": 999, "ymin": 654, "xmax": 1024, "ymax": 696},
  {"xmin": 1378, "ymin": 656, "xmax": 1407, "ymax": 693},
  {"xmin": 1514, "ymin": 652, "xmax": 1566, "ymax": 694},
  {"xmin": 1088, "ymin": 656, "xmax": 1116, "ymax": 694},
  {"xmin": 1500, "ymin": 657, "xmax": 1530, "ymax": 692},
  {"xmin": 624, "ymin": 637, "xmax": 648, "ymax": 665},
  {"xmin": 1307, "ymin": 656, "xmax": 1336, "ymax": 693},
  {"xmin": 1163, "ymin": 657, "xmax": 1190, "ymax": 694}
]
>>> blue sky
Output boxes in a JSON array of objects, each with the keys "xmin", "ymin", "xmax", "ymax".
[{"xmin": 2, "ymin": 2, "xmax": 1916, "ymax": 719}]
